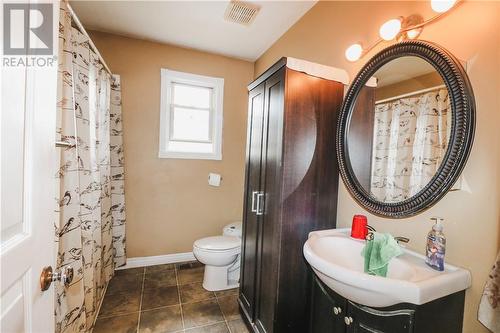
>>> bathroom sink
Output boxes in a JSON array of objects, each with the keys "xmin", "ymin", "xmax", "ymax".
[{"xmin": 303, "ymin": 228, "xmax": 471, "ymax": 307}]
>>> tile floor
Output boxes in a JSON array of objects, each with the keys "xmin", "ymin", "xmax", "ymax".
[{"xmin": 94, "ymin": 261, "xmax": 250, "ymax": 333}]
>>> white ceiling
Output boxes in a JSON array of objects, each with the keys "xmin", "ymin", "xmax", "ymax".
[{"xmin": 70, "ymin": 1, "xmax": 317, "ymax": 61}]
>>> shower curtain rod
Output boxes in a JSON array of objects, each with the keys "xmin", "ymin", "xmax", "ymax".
[
  {"xmin": 64, "ymin": 0, "xmax": 113, "ymax": 76},
  {"xmin": 375, "ymin": 84, "xmax": 446, "ymax": 105}
]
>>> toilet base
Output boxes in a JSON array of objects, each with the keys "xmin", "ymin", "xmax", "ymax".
[{"xmin": 202, "ymin": 264, "xmax": 240, "ymax": 291}]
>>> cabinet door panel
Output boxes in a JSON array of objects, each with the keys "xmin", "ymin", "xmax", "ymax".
[
  {"xmin": 310, "ymin": 276, "xmax": 346, "ymax": 333},
  {"xmin": 347, "ymin": 301, "xmax": 414, "ymax": 333},
  {"xmin": 276, "ymin": 68, "xmax": 344, "ymax": 332},
  {"xmin": 240, "ymin": 83, "xmax": 265, "ymax": 320},
  {"xmin": 255, "ymin": 67, "xmax": 285, "ymax": 333}
]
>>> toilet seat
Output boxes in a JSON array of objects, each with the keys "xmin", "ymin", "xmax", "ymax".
[
  {"xmin": 194, "ymin": 236, "xmax": 240, "ymax": 252},
  {"xmin": 194, "ymin": 246, "xmax": 240, "ymax": 258}
]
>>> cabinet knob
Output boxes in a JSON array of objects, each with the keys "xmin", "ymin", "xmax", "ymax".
[
  {"xmin": 333, "ymin": 307, "xmax": 342, "ymax": 315},
  {"xmin": 344, "ymin": 316, "xmax": 353, "ymax": 326}
]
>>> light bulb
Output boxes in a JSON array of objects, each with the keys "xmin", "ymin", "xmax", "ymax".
[
  {"xmin": 431, "ymin": 0, "xmax": 457, "ymax": 13},
  {"xmin": 379, "ymin": 18, "xmax": 402, "ymax": 41},
  {"xmin": 406, "ymin": 28, "xmax": 422, "ymax": 39},
  {"xmin": 345, "ymin": 43, "xmax": 363, "ymax": 62}
]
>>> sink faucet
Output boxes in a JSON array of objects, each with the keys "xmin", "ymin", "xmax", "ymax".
[
  {"xmin": 364, "ymin": 225, "xmax": 410, "ymax": 245},
  {"xmin": 394, "ymin": 236, "xmax": 410, "ymax": 245},
  {"xmin": 365, "ymin": 225, "xmax": 376, "ymax": 240}
]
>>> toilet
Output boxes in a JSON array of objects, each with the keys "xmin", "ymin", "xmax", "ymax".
[{"xmin": 193, "ymin": 222, "xmax": 242, "ymax": 291}]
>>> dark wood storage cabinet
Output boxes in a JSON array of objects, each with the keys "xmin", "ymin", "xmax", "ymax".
[
  {"xmin": 310, "ymin": 275, "xmax": 466, "ymax": 333},
  {"xmin": 238, "ymin": 58, "xmax": 344, "ymax": 333}
]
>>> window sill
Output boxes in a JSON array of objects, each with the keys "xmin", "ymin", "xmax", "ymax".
[{"xmin": 158, "ymin": 151, "xmax": 222, "ymax": 160}]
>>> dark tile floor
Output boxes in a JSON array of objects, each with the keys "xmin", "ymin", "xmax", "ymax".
[{"xmin": 94, "ymin": 261, "xmax": 250, "ymax": 333}]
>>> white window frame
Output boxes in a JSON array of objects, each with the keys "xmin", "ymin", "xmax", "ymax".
[{"xmin": 159, "ymin": 69, "xmax": 224, "ymax": 160}]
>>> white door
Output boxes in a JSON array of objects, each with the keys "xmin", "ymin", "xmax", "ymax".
[{"xmin": 1, "ymin": 2, "xmax": 59, "ymax": 332}]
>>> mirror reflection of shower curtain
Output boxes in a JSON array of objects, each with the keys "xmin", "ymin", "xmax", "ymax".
[
  {"xmin": 54, "ymin": 3, "xmax": 127, "ymax": 332},
  {"xmin": 370, "ymin": 89, "xmax": 450, "ymax": 203}
]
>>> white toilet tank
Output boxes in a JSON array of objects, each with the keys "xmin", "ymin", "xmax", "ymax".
[{"xmin": 223, "ymin": 222, "xmax": 242, "ymax": 238}]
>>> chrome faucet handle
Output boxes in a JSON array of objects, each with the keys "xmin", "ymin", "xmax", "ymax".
[
  {"xmin": 365, "ymin": 225, "xmax": 376, "ymax": 241},
  {"xmin": 394, "ymin": 236, "xmax": 410, "ymax": 244}
]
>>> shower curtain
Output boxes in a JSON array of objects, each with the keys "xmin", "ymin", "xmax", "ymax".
[
  {"xmin": 479, "ymin": 251, "xmax": 500, "ymax": 332},
  {"xmin": 370, "ymin": 89, "xmax": 450, "ymax": 202},
  {"xmin": 54, "ymin": 3, "xmax": 126, "ymax": 332}
]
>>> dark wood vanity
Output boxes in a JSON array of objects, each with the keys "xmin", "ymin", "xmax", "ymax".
[
  {"xmin": 238, "ymin": 58, "xmax": 344, "ymax": 333},
  {"xmin": 310, "ymin": 275, "xmax": 466, "ymax": 333}
]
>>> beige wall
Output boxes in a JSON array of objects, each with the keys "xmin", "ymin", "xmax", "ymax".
[
  {"xmin": 255, "ymin": 2, "xmax": 500, "ymax": 332},
  {"xmin": 90, "ymin": 31, "xmax": 254, "ymax": 258},
  {"xmin": 375, "ymin": 71, "xmax": 443, "ymax": 100}
]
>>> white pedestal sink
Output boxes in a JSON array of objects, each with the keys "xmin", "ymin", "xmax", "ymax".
[{"xmin": 303, "ymin": 228, "xmax": 471, "ymax": 307}]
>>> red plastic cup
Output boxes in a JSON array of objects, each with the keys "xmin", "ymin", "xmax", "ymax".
[{"xmin": 351, "ymin": 215, "xmax": 368, "ymax": 240}]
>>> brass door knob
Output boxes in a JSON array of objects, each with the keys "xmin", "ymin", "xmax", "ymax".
[{"xmin": 40, "ymin": 266, "xmax": 74, "ymax": 291}]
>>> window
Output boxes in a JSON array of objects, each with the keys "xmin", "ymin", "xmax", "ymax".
[{"xmin": 159, "ymin": 69, "xmax": 224, "ymax": 160}]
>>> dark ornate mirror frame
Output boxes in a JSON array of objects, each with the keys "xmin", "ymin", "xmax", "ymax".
[{"xmin": 337, "ymin": 40, "xmax": 475, "ymax": 218}]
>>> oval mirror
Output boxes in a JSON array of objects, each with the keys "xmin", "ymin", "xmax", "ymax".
[{"xmin": 337, "ymin": 41, "xmax": 475, "ymax": 218}]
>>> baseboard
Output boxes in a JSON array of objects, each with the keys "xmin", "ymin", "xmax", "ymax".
[{"xmin": 116, "ymin": 252, "xmax": 196, "ymax": 270}]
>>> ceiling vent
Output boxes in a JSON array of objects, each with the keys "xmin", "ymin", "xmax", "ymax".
[{"xmin": 224, "ymin": 1, "xmax": 260, "ymax": 26}]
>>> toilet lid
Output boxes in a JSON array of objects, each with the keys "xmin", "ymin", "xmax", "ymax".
[{"xmin": 194, "ymin": 236, "xmax": 240, "ymax": 251}]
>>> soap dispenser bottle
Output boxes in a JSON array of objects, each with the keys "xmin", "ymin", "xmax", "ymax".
[{"xmin": 425, "ymin": 217, "xmax": 446, "ymax": 271}]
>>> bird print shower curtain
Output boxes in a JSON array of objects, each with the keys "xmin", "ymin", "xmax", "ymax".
[
  {"xmin": 479, "ymin": 251, "xmax": 500, "ymax": 332},
  {"xmin": 370, "ymin": 88, "xmax": 450, "ymax": 202},
  {"xmin": 54, "ymin": 3, "xmax": 126, "ymax": 332}
]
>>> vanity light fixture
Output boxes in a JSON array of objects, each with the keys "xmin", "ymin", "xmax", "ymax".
[
  {"xmin": 345, "ymin": 43, "xmax": 364, "ymax": 62},
  {"xmin": 379, "ymin": 18, "xmax": 403, "ymax": 41},
  {"xmin": 405, "ymin": 28, "xmax": 423, "ymax": 40},
  {"xmin": 431, "ymin": 0, "xmax": 457, "ymax": 13},
  {"xmin": 345, "ymin": 0, "xmax": 460, "ymax": 62}
]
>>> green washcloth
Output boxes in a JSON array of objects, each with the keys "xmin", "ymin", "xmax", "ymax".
[{"xmin": 361, "ymin": 232, "xmax": 403, "ymax": 277}]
